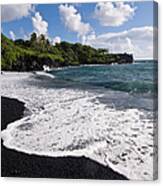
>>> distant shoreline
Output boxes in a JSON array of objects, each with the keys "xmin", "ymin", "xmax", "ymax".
[
  {"xmin": 1, "ymin": 62, "xmax": 129, "ymax": 73},
  {"xmin": 1, "ymin": 59, "xmax": 156, "ymax": 74}
]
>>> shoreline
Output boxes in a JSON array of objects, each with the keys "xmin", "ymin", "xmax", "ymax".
[
  {"xmin": 1, "ymin": 96, "xmax": 128, "ymax": 179},
  {"xmin": 1, "ymin": 70, "xmax": 155, "ymax": 180},
  {"xmin": 1, "ymin": 62, "xmax": 134, "ymax": 74}
]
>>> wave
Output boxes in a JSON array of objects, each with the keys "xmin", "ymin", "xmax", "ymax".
[
  {"xmin": 89, "ymin": 81, "xmax": 156, "ymax": 94},
  {"xmin": 35, "ymin": 71, "xmax": 55, "ymax": 79},
  {"xmin": 1, "ymin": 72, "xmax": 156, "ymax": 180},
  {"xmin": 48, "ymin": 62, "xmax": 157, "ymax": 95}
]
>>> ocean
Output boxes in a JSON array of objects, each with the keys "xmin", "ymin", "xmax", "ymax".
[
  {"xmin": 48, "ymin": 60, "xmax": 157, "ymax": 110},
  {"xmin": 1, "ymin": 60, "xmax": 158, "ymax": 180},
  {"xmin": 51, "ymin": 61, "xmax": 156, "ymax": 92}
]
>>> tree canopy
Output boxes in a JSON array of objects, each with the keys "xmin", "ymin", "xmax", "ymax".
[{"xmin": 1, "ymin": 33, "xmax": 133, "ymax": 71}]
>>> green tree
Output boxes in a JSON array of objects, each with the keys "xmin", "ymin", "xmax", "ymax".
[{"xmin": 30, "ymin": 32, "xmax": 37, "ymax": 43}]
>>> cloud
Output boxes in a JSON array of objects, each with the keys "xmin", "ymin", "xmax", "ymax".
[
  {"xmin": 59, "ymin": 4, "xmax": 92, "ymax": 42},
  {"xmin": 1, "ymin": 4, "xmax": 34, "ymax": 22},
  {"xmin": 52, "ymin": 36, "xmax": 61, "ymax": 45},
  {"xmin": 9, "ymin": 30, "xmax": 16, "ymax": 40},
  {"xmin": 32, "ymin": 12, "xmax": 48, "ymax": 36},
  {"xmin": 85, "ymin": 26, "xmax": 156, "ymax": 59},
  {"xmin": 94, "ymin": 2, "xmax": 136, "ymax": 27}
]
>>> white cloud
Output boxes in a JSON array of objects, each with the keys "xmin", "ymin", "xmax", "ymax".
[
  {"xmin": 94, "ymin": 2, "xmax": 136, "ymax": 27},
  {"xmin": 32, "ymin": 12, "xmax": 48, "ymax": 36},
  {"xmin": 1, "ymin": 4, "xmax": 34, "ymax": 22},
  {"xmin": 9, "ymin": 30, "xmax": 16, "ymax": 40},
  {"xmin": 59, "ymin": 4, "xmax": 92, "ymax": 42},
  {"xmin": 52, "ymin": 36, "xmax": 61, "ymax": 45},
  {"xmin": 85, "ymin": 26, "xmax": 156, "ymax": 59}
]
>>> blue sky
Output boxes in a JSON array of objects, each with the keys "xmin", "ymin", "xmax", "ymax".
[{"xmin": 1, "ymin": 1, "xmax": 157, "ymax": 59}]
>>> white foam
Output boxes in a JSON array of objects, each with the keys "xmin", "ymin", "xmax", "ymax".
[
  {"xmin": 35, "ymin": 71, "xmax": 55, "ymax": 79},
  {"xmin": 1, "ymin": 72, "xmax": 157, "ymax": 180}
]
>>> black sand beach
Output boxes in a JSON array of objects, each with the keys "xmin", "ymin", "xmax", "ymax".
[
  {"xmin": 1, "ymin": 96, "xmax": 128, "ymax": 179},
  {"xmin": 1, "ymin": 97, "xmax": 25, "ymax": 130}
]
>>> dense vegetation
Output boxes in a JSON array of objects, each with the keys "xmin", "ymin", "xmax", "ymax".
[{"xmin": 1, "ymin": 33, "xmax": 133, "ymax": 71}]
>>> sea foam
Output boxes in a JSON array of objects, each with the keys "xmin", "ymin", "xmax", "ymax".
[{"xmin": 1, "ymin": 72, "xmax": 157, "ymax": 180}]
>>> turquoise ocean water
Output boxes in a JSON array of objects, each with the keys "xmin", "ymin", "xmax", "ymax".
[{"xmin": 47, "ymin": 60, "xmax": 157, "ymax": 111}]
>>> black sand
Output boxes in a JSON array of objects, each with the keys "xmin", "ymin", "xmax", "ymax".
[
  {"xmin": 1, "ymin": 96, "xmax": 25, "ymax": 130},
  {"xmin": 1, "ymin": 96, "xmax": 128, "ymax": 179}
]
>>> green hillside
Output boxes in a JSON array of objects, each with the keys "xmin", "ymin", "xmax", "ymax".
[{"xmin": 1, "ymin": 33, "xmax": 133, "ymax": 71}]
